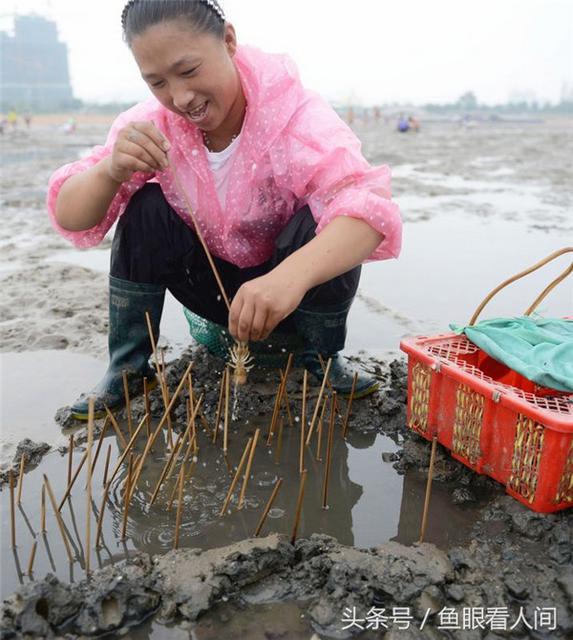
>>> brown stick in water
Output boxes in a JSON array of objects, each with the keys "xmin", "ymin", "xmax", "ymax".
[
  {"xmin": 43, "ymin": 475, "xmax": 74, "ymax": 562},
  {"xmin": 122, "ymin": 370, "xmax": 133, "ymax": 437},
  {"xmin": 102, "ymin": 444, "xmax": 112, "ymax": 488},
  {"xmin": 224, "ymin": 364, "xmax": 230, "ymax": 455},
  {"xmin": 342, "ymin": 372, "xmax": 359, "ymax": 439},
  {"xmin": 274, "ymin": 417, "xmax": 285, "ymax": 465},
  {"xmin": 279, "ymin": 369, "xmax": 294, "ymax": 427},
  {"xmin": 9, "ymin": 469, "xmax": 16, "ymax": 547},
  {"xmin": 419, "ymin": 436, "xmax": 438, "ymax": 543},
  {"xmin": 220, "ymin": 436, "xmax": 253, "ymax": 516},
  {"xmin": 85, "ymin": 398, "xmax": 95, "ymax": 574},
  {"xmin": 213, "ymin": 368, "xmax": 226, "ymax": 445},
  {"xmin": 16, "ymin": 453, "xmax": 26, "ymax": 505},
  {"xmin": 27, "ymin": 541, "xmax": 38, "ymax": 577},
  {"xmin": 300, "ymin": 370, "xmax": 308, "ymax": 474},
  {"xmin": 290, "ymin": 470, "xmax": 307, "ymax": 544},
  {"xmin": 173, "ymin": 464, "xmax": 186, "ymax": 550},
  {"xmin": 41, "ymin": 484, "xmax": 46, "ymax": 533},
  {"xmin": 104, "ymin": 405, "xmax": 128, "ymax": 449},
  {"xmin": 322, "ymin": 393, "xmax": 337, "ymax": 509},
  {"xmin": 238, "ymin": 429, "xmax": 260, "ymax": 509},
  {"xmin": 121, "ymin": 453, "xmax": 135, "ymax": 540},
  {"xmin": 143, "ymin": 377, "xmax": 152, "ymax": 440},
  {"xmin": 58, "ymin": 449, "xmax": 88, "ymax": 511},
  {"xmin": 254, "ymin": 478, "xmax": 283, "ymax": 537},
  {"xmin": 86, "ymin": 417, "xmax": 110, "ymax": 488},
  {"xmin": 306, "ymin": 358, "xmax": 332, "ymax": 445},
  {"xmin": 67, "ymin": 434, "xmax": 74, "ymax": 486},
  {"xmin": 316, "ymin": 396, "xmax": 328, "ymax": 461}
]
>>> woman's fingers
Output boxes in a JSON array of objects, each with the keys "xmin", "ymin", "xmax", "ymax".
[
  {"xmin": 250, "ymin": 306, "xmax": 269, "ymax": 342},
  {"xmin": 123, "ymin": 123, "xmax": 169, "ymax": 170}
]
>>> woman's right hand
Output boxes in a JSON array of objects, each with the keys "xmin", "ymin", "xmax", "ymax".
[{"xmin": 108, "ymin": 121, "xmax": 171, "ymax": 183}]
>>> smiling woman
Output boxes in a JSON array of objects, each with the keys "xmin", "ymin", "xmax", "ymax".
[{"xmin": 47, "ymin": 0, "xmax": 402, "ymax": 421}]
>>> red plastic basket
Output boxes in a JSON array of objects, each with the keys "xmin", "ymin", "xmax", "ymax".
[{"xmin": 399, "ymin": 248, "xmax": 573, "ymax": 513}]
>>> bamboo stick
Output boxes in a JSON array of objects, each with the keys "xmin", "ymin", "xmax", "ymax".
[
  {"xmin": 322, "ymin": 393, "xmax": 337, "ymax": 509},
  {"xmin": 143, "ymin": 377, "xmax": 152, "ymax": 440},
  {"xmin": 238, "ymin": 429, "xmax": 260, "ymax": 509},
  {"xmin": 27, "ymin": 541, "xmax": 38, "ymax": 577},
  {"xmin": 58, "ymin": 449, "xmax": 88, "ymax": 510},
  {"xmin": 279, "ymin": 370, "xmax": 294, "ymax": 427},
  {"xmin": 43, "ymin": 475, "xmax": 74, "ymax": 562},
  {"xmin": 173, "ymin": 464, "xmax": 186, "ymax": 550},
  {"xmin": 213, "ymin": 368, "xmax": 226, "ymax": 445},
  {"xmin": 86, "ymin": 417, "xmax": 109, "ymax": 488},
  {"xmin": 121, "ymin": 454, "xmax": 134, "ymax": 540},
  {"xmin": 41, "ymin": 484, "xmax": 46, "ymax": 533},
  {"xmin": 274, "ymin": 417, "xmax": 284, "ymax": 465},
  {"xmin": 67, "ymin": 434, "xmax": 74, "ymax": 485},
  {"xmin": 102, "ymin": 444, "xmax": 112, "ymax": 487},
  {"xmin": 219, "ymin": 437, "xmax": 253, "ymax": 516},
  {"xmin": 254, "ymin": 478, "xmax": 283, "ymax": 537},
  {"xmin": 148, "ymin": 397, "xmax": 202, "ymax": 505},
  {"xmin": 95, "ymin": 478, "xmax": 111, "ymax": 548},
  {"xmin": 167, "ymin": 434, "xmax": 197, "ymax": 510},
  {"xmin": 342, "ymin": 372, "xmax": 358, "ymax": 439},
  {"xmin": 16, "ymin": 453, "xmax": 26, "ymax": 505},
  {"xmin": 290, "ymin": 470, "xmax": 307, "ymax": 544},
  {"xmin": 85, "ymin": 398, "xmax": 95, "ymax": 574},
  {"xmin": 419, "ymin": 436, "xmax": 438, "ymax": 543},
  {"xmin": 160, "ymin": 351, "xmax": 174, "ymax": 450},
  {"xmin": 104, "ymin": 405, "xmax": 128, "ymax": 449},
  {"xmin": 306, "ymin": 358, "xmax": 332, "ymax": 445},
  {"xmin": 128, "ymin": 362, "xmax": 193, "ymax": 494},
  {"xmin": 9, "ymin": 469, "xmax": 16, "ymax": 547},
  {"xmin": 187, "ymin": 373, "xmax": 197, "ymax": 449},
  {"xmin": 265, "ymin": 381, "xmax": 283, "ymax": 445},
  {"xmin": 316, "ymin": 396, "xmax": 328, "ymax": 461},
  {"xmin": 300, "ymin": 370, "xmax": 307, "ymax": 474},
  {"xmin": 224, "ymin": 364, "xmax": 230, "ymax": 454},
  {"xmin": 122, "ymin": 370, "xmax": 133, "ymax": 437}
]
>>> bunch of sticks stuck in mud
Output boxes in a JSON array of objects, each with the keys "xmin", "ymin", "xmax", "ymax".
[{"xmin": 6, "ymin": 311, "xmax": 364, "ymax": 580}]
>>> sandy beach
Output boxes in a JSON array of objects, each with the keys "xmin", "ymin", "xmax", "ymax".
[{"xmin": 1, "ymin": 112, "xmax": 572, "ymax": 638}]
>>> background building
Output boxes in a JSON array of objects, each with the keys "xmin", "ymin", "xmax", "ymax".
[{"xmin": 1, "ymin": 14, "xmax": 76, "ymax": 111}]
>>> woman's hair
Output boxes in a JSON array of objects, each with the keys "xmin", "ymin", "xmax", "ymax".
[{"xmin": 121, "ymin": 0, "xmax": 226, "ymax": 45}]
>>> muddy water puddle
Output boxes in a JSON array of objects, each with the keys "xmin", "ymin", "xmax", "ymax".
[{"xmin": 0, "ymin": 399, "xmax": 492, "ymax": 602}]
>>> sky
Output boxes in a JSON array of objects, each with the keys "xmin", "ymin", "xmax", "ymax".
[{"xmin": 2, "ymin": 0, "xmax": 572, "ymax": 106}]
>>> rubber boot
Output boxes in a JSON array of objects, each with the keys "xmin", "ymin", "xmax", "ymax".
[
  {"xmin": 70, "ymin": 276, "xmax": 166, "ymax": 420},
  {"xmin": 294, "ymin": 300, "xmax": 380, "ymax": 399}
]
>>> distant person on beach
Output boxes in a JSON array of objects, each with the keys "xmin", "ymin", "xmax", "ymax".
[
  {"xmin": 24, "ymin": 113, "xmax": 32, "ymax": 129},
  {"xmin": 7, "ymin": 110, "xmax": 18, "ymax": 130},
  {"xmin": 408, "ymin": 116, "xmax": 420, "ymax": 132},
  {"xmin": 397, "ymin": 114, "xmax": 409, "ymax": 132},
  {"xmin": 48, "ymin": 0, "xmax": 402, "ymax": 420}
]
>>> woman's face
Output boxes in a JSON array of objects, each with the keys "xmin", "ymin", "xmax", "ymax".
[{"xmin": 131, "ymin": 20, "xmax": 244, "ymax": 134}]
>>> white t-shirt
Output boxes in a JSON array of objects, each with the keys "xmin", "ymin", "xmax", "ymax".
[{"xmin": 205, "ymin": 134, "xmax": 242, "ymax": 208}]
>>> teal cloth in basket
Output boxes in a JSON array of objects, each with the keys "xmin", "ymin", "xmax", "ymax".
[{"xmin": 450, "ymin": 317, "xmax": 573, "ymax": 392}]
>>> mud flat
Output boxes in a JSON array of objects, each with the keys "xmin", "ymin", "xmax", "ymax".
[{"xmin": 1, "ymin": 115, "xmax": 572, "ymax": 638}]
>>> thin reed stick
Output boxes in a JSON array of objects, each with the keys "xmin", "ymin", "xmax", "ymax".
[
  {"xmin": 58, "ymin": 449, "xmax": 88, "ymax": 510},
  {"xmin": 265, "ymin": 381, "xmax": 283, "ymax": 446},
  {"xmin": 419, "ymin": 436, "xmax": 438, "ymax": 543},
  {"xmin": 322, "ymin": 393, "xmax": 337, "ymax": 509},
  {"xmin": 171, "ymin": 167, "xmax": 232, "ymax": 311},
  {"xmin": 306, "ymin": 358, "xmax": 332, "ymax": 445},
  {"xmin": 67, "ymin": 434, "xmax": 74, "ymax": 485},
  {"xmin": 27, "ymin": 541, "xmax": 38, "ymax": 576},
  {"xmin": 290, "ymin": 470, "xmax": 307, "ymax": 544},
  {"xmin": 342, "ymin": 372, "xmax": 358, "ymax": 439},
  {"xmin": 167, "ymin": 434, "xmax": 197, "ymax": 510},
  {"xmin": 254, "ymin": 478, "xmax": 283, "ymax": 537},
  {"xmin": 122, "ymin": 370, "xmax": 133, "ymax": 437},
  {"xmin": 145, "ymin": 310, "xmax": 162, "ymax": 378},
  {"xmin": 95, "ymin": 479, "xmax": 111, "ymax": 548},
  {"xmin": 148, "ymin": 397, "xmax": 202, "ymax": 505},
  {"xmin": 173, "ymin": 462, "xmax": 186, "ymax": 550},
  {"xmin": 85, "ymin": 398, "xmax": 95, "ymax": 574},
  {"xmin": 238, "ymin": 429, "xmax": 260, "ymax": 509},
  {"xmin": 126, "ymin": 363, "xmax": 193, "ymax": 493},
  {"xmin": 41, "ymin": 484, "xmax": 46, "ymax": 533},
  {"xmin": 266, "ymin": 355, "xmax": 293, "ymax": 445},
  {"xmin": 213, "ymin": 368, "xmax": 226, "ymax": 445},
  {"xmin": 121, "ymin": 454, "xmax": 134, "ymax": 540},
  {"xmin": 104, "ymin": 405, "xmax": 128, "ymax": 449},
  {"xmin": 279, "ymin": 369, "xmax": 294, "ymax": 427},
  {"xmin": 224, "ymin": 365, "xmax": 231, "ymax": 454},
  {"xmin": 16, "ymin": 453, "xmax": 26, "ymax": 505},
  {"xmin": 300, "ymin": 370, "xmax": 307, "ymax": 474},
  {"xmin": 86, "ymin": 417, "xmax": 109, "ymax": 488},
  {"xmin": 43, "ymin": 475, "xmax": 74, "ymax": 562},
  {"xmin": 9, "ymin": 469, "xmax": 16, "ymax": 547},
  {"xmin": 316, "ymin": 396, "xmax": 328, "ymax": 461},
  {"xmin": 143, "ymin": 377, "xmax": 152, "ymax": 440},
  {"xmin": 220, "ymin": 437, "xmax": 253, "ymax": 516},
  {"xmin": 102, "ymin": 444, "xmax": 112, "ymax": 487},
  {"xmin": 274, "ymin": 417, "xmax": 284, "ymax": 465},
  {"xmin": 160, "ymin": 351, "xmax": 174, "ymax": 450},
  {"xmin": 187, "ymin": 373, "xmax": 197, "ymax": 449}
]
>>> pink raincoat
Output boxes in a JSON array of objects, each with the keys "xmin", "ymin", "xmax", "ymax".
[{"xmin": 48, "ymin": 45, "xmax": 402, "ymax": 268}]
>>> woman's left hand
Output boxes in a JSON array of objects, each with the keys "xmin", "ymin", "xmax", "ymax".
[{"xmin": 229, "ymin": 268, "xmax": 307, "ymax": 342}]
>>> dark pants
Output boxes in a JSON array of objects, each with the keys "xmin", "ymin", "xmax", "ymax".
[{"xmin": 110, "ymin": 184, "xmax": 361, "ymax": 333}]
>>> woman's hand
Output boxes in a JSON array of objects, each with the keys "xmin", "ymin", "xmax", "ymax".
[
  {"xmin": 229, "ymin": 267, "xmax": 307, "ymax": 342},
  {"xmin": 108, "ymin": 121, "xmax": 171, "ymax": 184}
]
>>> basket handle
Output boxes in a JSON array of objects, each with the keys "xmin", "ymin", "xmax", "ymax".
[{"xmin": 469, "ymin": 247, "xmax": 573, "ymax": 326}]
